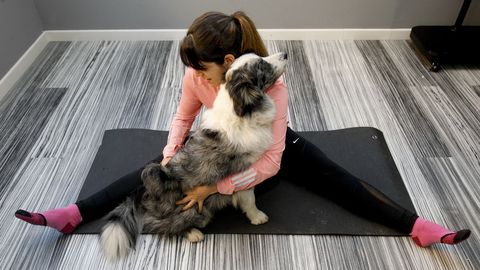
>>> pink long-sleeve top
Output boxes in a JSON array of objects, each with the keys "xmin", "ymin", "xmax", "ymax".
[{"xmin": 163, "ymin": 67, "xmax": 289, "ymax": 195}]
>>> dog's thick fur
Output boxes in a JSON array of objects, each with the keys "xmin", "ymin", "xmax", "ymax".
[{"xmin": 100, "ymin": 52, "xmax": 287, "ymax": 260}]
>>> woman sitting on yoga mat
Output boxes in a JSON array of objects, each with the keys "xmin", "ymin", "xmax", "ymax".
[{"xmin": 15, "ymin": 11, "xmax": 470, "ymax": 248}]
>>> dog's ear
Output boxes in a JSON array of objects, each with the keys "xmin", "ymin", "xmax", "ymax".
[
  {"xmin": 250, "ymin": 58, "xmax": 277, "ymax": 91},
  {"xmin": 227, "ymin": 71, "xmax": 263, "ymax": 117}
]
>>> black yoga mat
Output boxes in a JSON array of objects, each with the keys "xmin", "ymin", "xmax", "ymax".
[{"xmin": 74, "ymin": 128, "xmax": 416, "ymax": 236}]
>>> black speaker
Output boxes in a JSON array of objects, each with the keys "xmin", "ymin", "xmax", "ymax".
[{"xmin": 410, "ymin": 0, "xmax": 480, "ymax": 71}]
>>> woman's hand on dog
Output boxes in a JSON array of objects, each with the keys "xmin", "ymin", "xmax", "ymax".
[
  {"xmin": 176, "ymin": 184, "xmax": 218, "ymax": 213},
  {"xmin": 163, "ymin": 155, "xmax": 218, "ymax": 213},
  {"xmin": 160, "ymin": 157, "xmax": 172, "ymax": 166}
]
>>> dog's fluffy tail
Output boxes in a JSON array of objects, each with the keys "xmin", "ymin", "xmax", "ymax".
[{"xmin": 100, "ymin": 197, "xmax": 143, "ymax": 260}]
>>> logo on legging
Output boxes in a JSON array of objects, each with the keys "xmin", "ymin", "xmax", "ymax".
[{"xmin": 293, "ymin": 138, "xmax": 300, "ymax": 143}]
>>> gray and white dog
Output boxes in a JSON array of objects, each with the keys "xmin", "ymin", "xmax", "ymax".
[{"xmin": 100, "ymin": 52, "xmax": 288, "ymax": 260}]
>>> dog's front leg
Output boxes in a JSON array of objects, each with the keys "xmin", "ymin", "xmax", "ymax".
[{"xmin": 232, "ymin": 189, "xmax": 269, "ymax": 225}]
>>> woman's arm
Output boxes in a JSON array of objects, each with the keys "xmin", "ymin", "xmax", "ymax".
[{"xmin": 162, "ymin": 68, "xmax": 203, "ymax": 159}]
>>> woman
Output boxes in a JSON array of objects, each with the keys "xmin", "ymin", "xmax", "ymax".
[{"xmin": 15, "ymin": 11, "xmax": 470, "ymax": 248}]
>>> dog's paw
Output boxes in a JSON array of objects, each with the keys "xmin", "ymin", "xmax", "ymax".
[
  {"xmin": 247, "ymin": 210, "xmax": 269, "ymax": 225},
  {"xmin": 142, "ymin": 163, "xmax": 162, "ymax": 178},
  {"xmin": 185, "ymin": 228, "xmax": 205, "ymax": 242}
]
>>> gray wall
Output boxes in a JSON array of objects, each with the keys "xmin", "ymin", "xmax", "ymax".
[
  {"xmin": 2, "ymin": 0, "xmax": 479, "ymax": 81},
  {"xmin": 34, "ymin": 0, "xmax": 480, "ymax": 30},
  {"xmin": 0, "ymin": 0, "xmax": 43, "ymax": 80}
]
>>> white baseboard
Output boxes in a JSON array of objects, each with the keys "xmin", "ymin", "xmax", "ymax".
[
  {"xmin": 46, "ymin": 28, "xmax": 411, "ymax": 41},
  {"xmin": 0, "ymin": 32, "xmax": 51, "ymax": 102},
  {"xmin": 0, "ymin": 28, "xmax": 411, "ymax": 102},
  {"xmin": 260, "ymin": 29, "xmax": 411, "ymax": 40},
  {"xmin": 46, "ymin": 29, "xmax": 188, "ymax": 41}
]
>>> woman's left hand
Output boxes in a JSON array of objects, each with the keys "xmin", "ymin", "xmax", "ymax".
[{"xmin": 176, "ymin": 184, "xmax": 218, "ymax": 213}]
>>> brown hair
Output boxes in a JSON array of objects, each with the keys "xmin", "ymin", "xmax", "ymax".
[{"xmin": 180, "ymin": 11, "xmax": 268, "ymax": 70}]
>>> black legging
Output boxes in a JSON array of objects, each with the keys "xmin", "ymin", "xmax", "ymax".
[
  {"xmin": 76, "ymin": 128, "xmax": 418, "ymax": 233},
  {"xmin": 278, "ymin": 128, "xmax": 417, "ymax": 233},
  {"xmin": 76, "ymin": 154, "xmax": 164, "ymax": 222}
]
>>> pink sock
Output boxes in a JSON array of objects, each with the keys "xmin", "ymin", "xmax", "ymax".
[
  {"xmin": 410, "ymin": 217, "xmax": 471, "ymax": 247},
  {"xmin": 15, "ymin": 204, "xmax": 82, "ymax": 234}
]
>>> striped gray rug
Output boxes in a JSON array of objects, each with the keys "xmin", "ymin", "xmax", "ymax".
[{"xmin": 0, "ymin": 40, "xmax": 478, "ymax": 270}]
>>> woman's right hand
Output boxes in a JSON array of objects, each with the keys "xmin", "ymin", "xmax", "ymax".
[{"xmin": 161, "ymin": 157, "xmax": 172, "ymax": 166}]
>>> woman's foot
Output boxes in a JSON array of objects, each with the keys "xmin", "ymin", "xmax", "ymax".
[
  {"xmin": 15, "ymin": 204, "xmax": 82, "ymax": 234},
  {"xmin": 410, "ymin": 217, "xmax": 471, "ymax": 247}
]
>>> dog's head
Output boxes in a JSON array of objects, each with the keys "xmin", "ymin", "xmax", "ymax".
[{"xmin": 224, "ymin": 52, "xmax": 287, "ymax": 117}]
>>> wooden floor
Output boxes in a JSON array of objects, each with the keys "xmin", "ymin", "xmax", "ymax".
[{"xmin": 0, "ymin": 40, "xmax": 479, "ymax": 269}]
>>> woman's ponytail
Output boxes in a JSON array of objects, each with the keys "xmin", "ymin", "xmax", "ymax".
[{"xmin": 231, "ymin": 11, "xmax": 269, "ymax": 57}]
